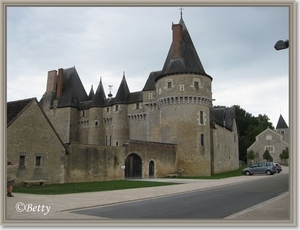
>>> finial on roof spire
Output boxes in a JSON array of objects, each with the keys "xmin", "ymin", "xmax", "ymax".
[{"xmin": 180, "ymin": 7, "xmax": 183, "ymax": 19}]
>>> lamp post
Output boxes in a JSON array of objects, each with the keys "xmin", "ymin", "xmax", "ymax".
[{"xmin": 274, "ymin": 40, "xmax": 289, "ymax": 50}]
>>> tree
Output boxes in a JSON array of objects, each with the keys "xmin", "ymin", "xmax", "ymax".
[
  {"xmin": 263, "ymin": 149, "xmax": 272, "ymax": 162},
  {"xmin": 247, "ymin": 150, "xmax": 255, "ymax": 164},
  {"xmin": 280, "ymin": 147, "xmax": 289, "ymax": 164},
  {"xmin": 234, "ymin": 105, "xmax": 274, "ymax": 162}
]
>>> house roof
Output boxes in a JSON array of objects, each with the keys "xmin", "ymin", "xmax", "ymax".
[
  {"xmin": 276, "ymin": 114, "xmax": 288, "ymax": 129},
  {"xmin": 157, "ymin": 17, "xmax": 212, "ymax": 81},
  {"xmin": 210, "ymin": 106, "xmax": 235, "ymax": 131},
  {"xmin": 7, "ymin": 98, "xmax": 35, "ymax": 127}
]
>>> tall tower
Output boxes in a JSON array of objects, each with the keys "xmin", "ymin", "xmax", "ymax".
[
  {"xmin": 275, "ymin": 114, "xmax": 289, "ymax": 144},
  {"xmin": 156, "ymin": 15, "xmax": 213, "ymax": 176}
]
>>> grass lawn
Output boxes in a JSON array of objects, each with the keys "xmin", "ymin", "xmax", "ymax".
[
  {"xmin": 13, "ymin": 166, "xmax": 247, "ymax": 195},
  {"xmin": 13, "ymin": 180, "xmax": 177, "ymax": 195}
]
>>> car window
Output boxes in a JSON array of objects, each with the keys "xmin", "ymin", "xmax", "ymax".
[
  {"xmin": 258, "ymin": 163, "xmax": 264, "ymax": 167},
  {"xmin": 251, "ymin": 164, "xmax": 258, "ymax": 168}
]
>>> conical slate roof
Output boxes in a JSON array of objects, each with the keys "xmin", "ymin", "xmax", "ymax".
[
  {"xmin": 113, "ymin": 73, "xmax": 130, "ymax": 104},
  {"xmin": 91, "ymin": 78, "xmax": 106, "ymax": 107},
  {"xmin": 88, "ymin": 85, "xmax": 95, "ymax": 100},
  {"xmin": 158, "ymin": 17, "xmax": 211, "ymax": 81},
  {"xmin": 276, "ymin": 114, "xmax": 288, "ymax": 129}
]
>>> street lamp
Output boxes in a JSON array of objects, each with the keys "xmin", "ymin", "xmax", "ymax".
[{"xmin": 274, "ymin": 40, "xmax": 289, "ymax": 50}]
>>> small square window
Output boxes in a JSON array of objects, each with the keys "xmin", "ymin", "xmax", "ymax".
[{"xmin": 179, "ymin": 84, "xmax": 185, "ymax": 91}]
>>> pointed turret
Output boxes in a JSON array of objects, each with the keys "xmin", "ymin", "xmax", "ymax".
[
  {"xmin": 91, "ymin": 77, "xmax": 106, "ymax": 107},
  {"xmin": 88, "ymin": 85, "xmax": 95, "ymax": 100},
  {"xmin": 158, "ymin": 16, "xmax": 211, "ymax": 81},
  {"xmin": 276, "ymin": 114, "xmax": 288, "ymax": 129},
  {"xmin": 113, "ymin": 72, "xmax": 130, "ymax": 104}
]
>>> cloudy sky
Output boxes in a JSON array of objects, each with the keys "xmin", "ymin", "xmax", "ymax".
[{"xmin": 6, "ymin": 5, "xmax": 290, "ymax": 127}]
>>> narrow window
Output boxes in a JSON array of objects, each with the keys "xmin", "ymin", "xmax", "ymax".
[
  {"xmin": 194, "ymin": 81, "xmax": 199, "ymax": 90},
  {"xmin": 19, "ymin": 155, "xmax": 26, "ymax": 166},
  {"xmin": 115, "ymin": 104, "xmax": 119, "ymax": 111},
  {"xmin": 201, "ymin": 134, "xmax": 205, "ymax": 146},
  {"xmin": 200, "ymin": 111, "xmax": 204, "ymax": 124},
  {"xmin": 149, "ymin": 93, "xmax": 153, "ymax": 99},
  {"xmin": 116, "ymin": 142, "xmax": 119, "ymax": 146},
  {"xmin": 168, "ymin": 81, "xmax": 172, "ymax": 89},
  {"xmin": 35, "ymin": 156, "xmax": 42, "ymax": 166},
  {"xmin": 95, "ymin": 121, "xmax": 99, "ymax": 126},
  {"xmin": 81, "ymin": 110, "xmax": 86, "ymax": 117},
  {"xmin": 281, "ymin": 130, "xmax": 285, "ymax": 135},
  {"xmin": 136, "ymin": 103, "xmax": 139, "ymax": 109},
  {"xmin": 106, "ymin": 107, "xmax": 110, "ymax": 113}
]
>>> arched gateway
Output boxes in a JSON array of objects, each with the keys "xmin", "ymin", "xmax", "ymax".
[{"xmin": 125, "ymin": 153, "xmax": 142, "ymax": 179}]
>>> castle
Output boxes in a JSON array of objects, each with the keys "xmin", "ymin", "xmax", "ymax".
[{"xmin": 37, "ymin": 15, "xmax": 239, "ymax": 181}]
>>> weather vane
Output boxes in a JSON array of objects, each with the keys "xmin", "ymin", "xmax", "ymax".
[{"xmin": 108, "ymin": 85, "xmax": 113, "ymax": 98}]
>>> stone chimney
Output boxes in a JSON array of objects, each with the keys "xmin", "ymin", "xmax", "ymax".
[
  {"xmin": 46, "ymin": 70, "xmax": 58, "ymax": 92},
  {"xmin": 171, "ymin": 23, "xmax": 183, "ymax": 59},
  {"xmin": 56, "ymin": 68, "xmax": 63, "ymax": 99}
]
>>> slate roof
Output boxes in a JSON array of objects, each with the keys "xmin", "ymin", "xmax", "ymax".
[
  {"xmin": 157, "ymin": 17, "xmax": 212, "ymax": 81},
  {"xmin": 90, "ymin": 78, "xmax": 107, "ymax": 108},
  {"xmin": 276, "ymin": 114, "xmax": 288, "ymax": 129},
  {"xmin": 57, "ymin": 67, "xmax": 88, "ymax": 108},
  {"xmin": 113, "ymin": 75, "xmax": 130, "ymax": 104},
  {"xmin": 210, "ymin": 106, "xmax": 236, "ymax": 131},
  {"xmin": 7, "ymin": 98, "xmax": 35, "ymax": 127},
  {"xmin": 142, "ymin": 70, "xmax": 162, "ymax": 91}
]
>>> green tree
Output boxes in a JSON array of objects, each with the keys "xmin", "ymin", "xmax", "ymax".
[
  {"xmin": 247, "ymin": 150, "xmax": 255, "ymax": 164},
  {"xmin": 263, "ymin": 149, "xmax": 272, "ymax": 162},
  {"xmin": 234, "ymin": 105, "xmax": 274, "ymax": 163},
  {"xmin": 280, "ymin": 147, "xmax": 289, "ymax": 164}
]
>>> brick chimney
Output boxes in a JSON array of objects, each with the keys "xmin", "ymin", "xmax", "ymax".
[
  {"xmin": 46, "ymin": 70, "xmax": 58, "ymax": 92},
  {"xmin": 171, "ymin": 23, "xmax": 183, "ymax": 59},
  {"xmin": 56, "ymin": 68, "xmax": 63, "ymax": 99}
]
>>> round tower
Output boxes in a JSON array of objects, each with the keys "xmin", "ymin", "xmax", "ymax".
[{"xmin": 157, "ymin": 16, "xmax": 213, "ymax": 176}]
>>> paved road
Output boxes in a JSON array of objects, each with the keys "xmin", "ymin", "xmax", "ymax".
[{"xmin": 72, "ymin": 173, "xmax": 288, "ymax": 219}]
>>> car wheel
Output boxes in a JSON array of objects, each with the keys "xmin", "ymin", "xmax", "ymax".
[
  {"xmin": 266, "ymin": 170, "xmax": 272, "ymax": 175},
  {"xmin": 245, "ymin": 171, "xmax": 251, "ymax": 176}
]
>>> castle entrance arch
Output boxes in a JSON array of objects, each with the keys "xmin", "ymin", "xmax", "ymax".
[
  {"xmin": 149, "ymin": 160, "xmax": 154, "ymax": 178},
  {"xmin": 125, "ymin": 153, "xmax": 142, "ymax": 179}
]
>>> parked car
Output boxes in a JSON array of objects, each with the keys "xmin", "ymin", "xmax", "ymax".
[
  {"xmin": 274, "ymin": 163, "xmax": 282, "ymax": 173},
  {"xmin": 242, "ymin": 162, "xmax": 278, "ymax": 176}
]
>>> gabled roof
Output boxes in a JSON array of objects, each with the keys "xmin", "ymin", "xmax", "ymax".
[
  {"xmin": 157, "ymin": 17, "xmax": 212, "ymax": 81},
  {"xmin": 7, "ymin": 97, "xmax": 69, "ymax": 154},
  {"xmin": 276, "ymin": 114, "xmax": 288, "ymax": 129},
  {"xmin": 210, "ymin": 106, "xmax": 235, "ymax": 131},
  {"xmin": 57, "ymin": 67, "xmax": 88, "ymax": 108},
  {"xmin": 7, "ymin": 98, "xmax": 35, "ymax": 127}
]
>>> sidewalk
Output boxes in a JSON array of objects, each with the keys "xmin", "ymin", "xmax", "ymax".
[{"xmin": 4, "ymin": 166, "xmax": 291, "ymax": 224}]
